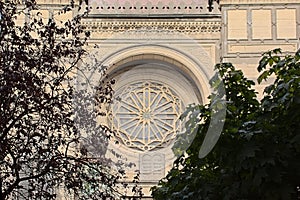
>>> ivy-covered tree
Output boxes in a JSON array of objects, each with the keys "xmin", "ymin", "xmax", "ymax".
[
  {"xmin": 0, "ymin": 0, "xmax": 131, "ymax": 199},
  {"xmin": 152, "ymin": 49, "xmax": 300, "ymax": 200}
]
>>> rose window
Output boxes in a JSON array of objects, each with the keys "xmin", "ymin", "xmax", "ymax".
[{"xmin": 109, "ymin": 81, "xmax": 183, "ymax": 151}]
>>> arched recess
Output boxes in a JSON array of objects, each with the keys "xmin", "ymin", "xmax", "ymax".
[
  {"xmin": 102, "ymin": 44, "xmax": 214, "ymax": 104},
  {"xmin": 96, "ymin": 44, "xmax": 215, "ymax": 189}
]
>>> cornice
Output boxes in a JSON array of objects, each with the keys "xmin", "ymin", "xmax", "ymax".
[
  {"xmin": 82, "ymin": 0, "xmax": 221, "ymax": 15},
  {"xmin": 82, "ymin": 20, "xmax": 221, "ymax": 34}
]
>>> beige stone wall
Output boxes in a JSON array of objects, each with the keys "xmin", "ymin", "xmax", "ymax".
[
  {"xmin": 220, "ymin": 1, "xmax": 300, "ymax": 97},
  {"xmin": 221, "ymin": 0, "xmax": 300, "ymax": 4},
  {"xmin": 15, "ymin": 3, "xmax": 75, "ymax": 26}
]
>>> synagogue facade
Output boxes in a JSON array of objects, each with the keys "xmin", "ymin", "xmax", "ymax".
[{"xmin": 19, "ymin": 0, "xmax": 300, "ymax": 198}]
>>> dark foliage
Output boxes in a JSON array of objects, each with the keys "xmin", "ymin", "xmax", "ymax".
[
  {"xmin": 0, "ymin": 0, "xmax": 136, "ymax": 199},
  {"xmin": 152, "ymin": 49, "xmax": 300, "ymax": 200}
]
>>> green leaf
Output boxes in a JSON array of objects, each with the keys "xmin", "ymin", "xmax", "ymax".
[{"xmin": 257, "ymin": 70, "xmax": 269, "ymax": 84}]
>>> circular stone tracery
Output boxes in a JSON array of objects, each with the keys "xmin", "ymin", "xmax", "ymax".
[{"xmin": 110, "ymin": 81, "xmax": 183, "ymax": 151}]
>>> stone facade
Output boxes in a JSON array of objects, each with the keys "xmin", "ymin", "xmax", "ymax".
[
  {"xmin": 19, "ymin": 0, "xmax": 300, "ymax": 199},
  {"xmin": 221, "ymin": 0, "xmax": 300, "ymax": 96}
]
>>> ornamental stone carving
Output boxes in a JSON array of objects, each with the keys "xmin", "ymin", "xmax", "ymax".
[
  {"xmin": 82, "ymin": 21, "xmax": 221, "ymax": 34},
  {"xmin": 109, "ymin": 81, "xmax": 183, "ymax": 151}
]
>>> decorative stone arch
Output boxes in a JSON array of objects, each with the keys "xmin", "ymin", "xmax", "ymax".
[
  {"xmin": 101, "ymin": 44, "xmax": 214, "ymax": 104},
  {"xmin": 97, "ymin": 44, "xmax": 215, "ymax": 183},
  {"xmin": 72, "ymin": 19, "xmax": 220, "ymax": 198}
]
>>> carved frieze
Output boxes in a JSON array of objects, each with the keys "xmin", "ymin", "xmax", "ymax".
[{"xmin": 82, "ymin": 20, "xmax": 221, "ymax": 34}]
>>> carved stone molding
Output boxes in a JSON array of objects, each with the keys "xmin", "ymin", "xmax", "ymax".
[
  {"xmin": 82, "ymin": 20, "xmax": 221, "ymax": 34},
  {"xmin": 86, "ymin": 0, "xmax": 220, "ymax": 15}
]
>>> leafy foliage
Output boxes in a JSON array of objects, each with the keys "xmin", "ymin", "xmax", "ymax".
[
  {"xmin": 0, "ymin": 0, "xmax": 137, "ymax": 199},
  {"xmin": 152, "ymin": 49, "xmax": 300, "ymax": 200}
]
